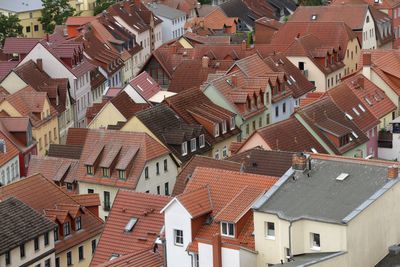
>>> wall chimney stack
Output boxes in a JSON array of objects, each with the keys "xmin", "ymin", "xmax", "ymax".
[
  {"xmin": 388, "ymin": 165, "xmax": 398, "ymax": 179},
  {"xmin": 292, "ymin": 153, "xmax": 307, "ymax": 171}
]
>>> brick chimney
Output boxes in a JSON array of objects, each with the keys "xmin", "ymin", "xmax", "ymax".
[
  {"xmin": 202, "ymin": 56, "xmax": 210, "ymax": 68},
  {"xmin": 171, "ymin": 44, "xmax": 177, "ymax": 54},
  {"xmin": 362, "ymin": 53, "xmax": 372, "ymax": 79},
  {"xmin": 357, "ymin": 76, "xmax": 364, "ymax": 89},
  {"xmin": 231, "ymin": 74, "xmax": 238, "ymax": 86},
  {"xmin": 241, "ymin": 40, "xmax": 246, "ymax": 51},
  {"xmin": 388, "ymin": 165, "xmax": 398, "ymax": 179},
  {"xmin": 212, "ymin": 233, "xmax": 222, "ymax": 267},
  {"xmin": 292, "ymin": 152, "xmax": 307, "ymax": 171},
  {"xmin": 36, "ymin": 58, "xmax": 43, "ymax": 72}
]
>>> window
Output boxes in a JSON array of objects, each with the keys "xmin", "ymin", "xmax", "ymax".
[
  {"xmin": 86, "ymin": 165, "xmax": 94, "ymax": 175},
  {"xmin": 104, "ymin": 191, "xmax": 111, "ymax": 211},
  {"xmin": 145, "ymin": 166, "xmax": 149, "ymax": 179},
  {"xmin": 76, "ymin": 216, "xmax": 82, "ymax": 230},
  {"xmin": 44, "ymin": 232, "xmax": 49, "ymax": 246},
  {"xmin": 5, "ymin": 251, "xmax": 10, "ymax": 265},
  {"xmin": 283, "ymin": 103, "xmax": 286, "ymax": 113},
  {"xmin": 214, "ymin": 149, "xmax": 220, "ymax": 160},
  {"xmin": 214, "ymin": 123, "xmax": 220, "ymax": 137},
  {"xmin": 91, "ymin": 239, "xmax": 97, "ymax": 254},
  {"xmin": 311, "ymin": 233, "xmax": 320, "ymax": 250},
  {"xmin": 164, "ymin": 159, "xmax": 168, "ymax": 172},
  {"xmin": 221, "ymin": 222, "xmax": 234, "ymax": 237},
  {"xmin": 265, "ymin": 222, "xmax": 275, "ymax": 239},
  {"xmin": 67, "ymin": 251, "xmax": 72, "ymax": 266},
  {"xmin": 88, "ymin": 189, "xmax": 94, "ymax": 194},
  {"xmin": 230, "ymin": 116, "xmax": 235, "ymax": 130},
  {"xmin": 54, "ymin": 226, "xmax": 59, "ymax": 241},
  {"xmin": 34, "ymin": 25, "xmax": 39, "ymax": 32},
  {"xmin": 222, "ymin": 146, "xmax": 228, "ymax": 158},
  {"xmin": 64, "ymin": 221, "xmax": 71, "ymax": 236},
  {"xmin": 20, "ymin": 243, "xmax": 25, "ymax": 258},
  {"xmin": 55, "ymin": 258, "xmax": 60, "ymax": 267},
  {"xmin": 45, "ymin": 259, "xmax": 50, "ymax": 267},
  {"xmin": 275, "ymin": 106, "xmax": 279, "ymax": 117},
  {"xmin": 181, "ymin": 142, "xmax": 188, "ymax": 156},
  {"xmin": 155, "ymin": 162, "xmax": 160, "ymax": 175},
  {"xmin": 157, "ymin": 185, "xmax": 160, "ymax": 194},
  {"xmin": 252, "ymin": 120, "xmax": 256, "ymax": 131},
  {"xmin": 165, "ymin": 182, "xmax": 169, "ymax": 195},
  {"xmin": 118, "ymin": 170, "xmax": 126, "ymax": 180},
  {"xmin": 174, "ymin": 229, "xmax": 183, "ymax": 245},
  {"xmin": 199, "ymin": 134, "xmax": 205, "ymax": 148},
  {"xmin": 190, "ymin": 138, "xmax": 196, "ymax": 152},
  {"xmin": 34, "ymin": 237, "xmax": 39, "ymax": 251},
  {"xmin": 79, "ymin": 246, "xmax": 84, "ymax": 261},
  {"xmin": 222, "ymin": 120, "xmax": 227, "ymax": 133},
  {"xmin": 102, "ymin": 167, "xmax": 110, "ymax": 177},
  {"xmin": 298, "ymin": 62, "xmax": 304, "ymax": 70},
  {"xmin": 26, "ymin": 26, "xmax": 31, "ymax": 33}
]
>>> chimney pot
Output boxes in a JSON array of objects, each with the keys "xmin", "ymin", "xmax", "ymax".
[
  {"xmin": 292, "ymin": 152, "xmax": 307, "ymax": 171},
  {"xmin": 363, "ymin": 53, "xmax": 371, "ymax": 66},
  {"xmin": 388, "ymin": 165, "xmax": 398, "ymax": 179},
  {"xmin": 202, "ymin": 56, "xmax": 210, "ymax": 68}
]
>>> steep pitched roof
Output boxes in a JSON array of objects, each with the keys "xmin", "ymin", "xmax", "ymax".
[
  {"xmin": 68, "ymin": 128, "xmax": 169, "ymax": 189},
  {"xmin": 0, "ymin": 61, "xmax": 18, "ymax": 82},
  {"xmin": 47, "ymin": 144, "xmax": 83, "ymax": 160},
  {"xmin": 28, "ymin": 156, "xmax": 79, "ymax": 184},
  {"xmin": 2, "ymin": 37, "xmax": 41, "ymax": 54},
  {"xmin": 96, "ymin": 249, "xmax": 164, "ymax": 267},
  {"xmin": 127, "ymin": 71, "xmax": 162, "ymax": 101},
  {"xmin": 110, "ymin": 91, "xmax": 150, "ymax": 120},
  {"xmin": 0, "ymin": 174, "xmax": 104, "ymax": 254},
  {"xmin": 91, "ymin": 190, "xmax": 171, "ymax": 265},
  {"xmin": 0, "ymin": 197, "xmax": 56, "ymax": 255}
]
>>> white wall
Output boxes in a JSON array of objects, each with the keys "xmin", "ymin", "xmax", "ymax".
[
  {"xmin": 271, "ymin": 96, "xmax": 294, "ymax": 124},
  {"xmin": 157, "ymin": 14, "xmax": 186, "ymax": 43},
  {"xmin": 123, "ymin": 83, "xmax": 147, "ymax": 103},
  {"xmin": 222, "ymin": 247, "xmax": 240, "ymax": 267},
  {"xmin": 362, "ymin": 9, "xmax": 378, "ymax": 49},
  {"xmin": 164, "ymin": 200, "xmax": 193, "ymax": 267},
  {"xmin": 287, "ymin": 56, "xmax": 327, "ymax": 92},
  {"xmin": 0, "ymin": 155, "xmax": 20, "ymax": 186},
  {"xmin": 199, "ymin": 243, "xmax": 213, "ymax": 267}
]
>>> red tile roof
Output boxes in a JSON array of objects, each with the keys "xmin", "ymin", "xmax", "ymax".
[
  {"xmin": 96, "ymin": 249, "xmax": 164, "ymax": 267},
  {"xmin": 28, "ymin": 156, "xmax": 79, "ymax": 184},
  {"xmin": 0, "ymin": 129, "xmax": 19, "ymax": 169},
  {"xmin": 177, "ymin": 186, "xmax": 213, "ymax": 218},
  {"xmin": 3, "ymin": 37, "xmax": 41, "ymax": 54},
  {"xmin": 110, "ymin": 91, "xmax": 150, "ymax": 120},
  {"xmin": 0, "ymin": 61, "xmax": 18, "ymax": 81},
  {"xmin": 0, "ymin": 174, "xmax": 104, "ymax": 254},
  {"xmin": 177, "ymin": 167, "xmax": 277, "ymax": 252},
  {"xmin": 65, "ymin": 16, "xmax": 96, "ymax": 26},
  {"xmin": 128, "ymin": 71, "xmax": 161, "ymax": 100},
  {"xmin": 67, "ymin": 128, "xmax": 170, "ymax": 189},
  {"xmin": 70, "ymin": 194, "xmax": 100, "ymax": 207},
  {"xmin": 91, "ymin": 190, "xmax": 171, "ymax": 265}
]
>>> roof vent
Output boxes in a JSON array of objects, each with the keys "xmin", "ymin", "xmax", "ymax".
[
  {"xmin": 345, "ymin": 113, "xmax": 353, "ymax": 120},
  {"xmin": 311, "ymin": 14, "xmax": 317, "ymax": 21},
  {"xmin": 336, "ymin": 173, "xmax": 349, "ymax": 181},
  {"xmin": 124, "ymin": 217, "xmax": 138, "ymax": 232}
]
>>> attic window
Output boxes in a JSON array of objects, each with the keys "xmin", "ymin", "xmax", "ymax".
[
  {"xmin": 364, "ymin": 97, "xmax": 373, "ymax": 106},
  {"xmin": 311, "ymin": 148, "xmax": 318, "ymax": 153},
  {"xmin": 124, "ymin": 217, "xmax": 138, "ymax": 232},
  {"xmin": 221, "ymin": 221, "xmax": 234, "ymax": 237},
  {"xmin": 102, "ymin": 167, "xmax": 110, "ymax": 178},
  {"xmin": 110, "ymin": 253, "xmax": 120, "ymax": 261},
  {"xmin": 226, "ymin": 79, "xmax": 233, "ymax": 86},
  {"xmin": 214, "ymin": 123, "xmax": 220, "ymax": 137},
  {"xmin": 352, "ymin": 107, "xmax": 360, "ymax": 116},
  {"xmin": 311, "ymin": 14, "xmax": 317, "ymax": 21},
  {"xmin": 352, "ymin": 131, "xmax": 359, "ymax": 139},
  {"xmin": 336, "ymin": 173, "xmax": 349, "ymax": 181},
  {"xmin": 345, "ymin": 113, "xmax": 353, "ymax": 120},
  {"xmin": 118, "ymin": 170, "xmax": 126, "ymax": 180},
  {"xmin": 0, "ymin": 140, "xmax": 6, "ymax": 153},
  {"xmin": 230, "ymin": 117, "xmax": 235, "ymax": 130},
  {"xmin": 222, "ymin": 120, "xmax": 227, "ymax": 134},
  {"xmin": 86, "ymin": 165, "xmax": 94, "ymax": 175},
  {"xmin": 358, "ymin": 104, "xmax": 366, "ymax": 112}
]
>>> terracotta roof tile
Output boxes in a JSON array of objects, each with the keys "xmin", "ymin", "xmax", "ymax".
[
  {"xmin": 127, "ymin": 71, "xmax": 161, "ymax": 100},
  {"xmin": 0, "ymin": 61, "xmax": 18, "ymax": 81},
  {"xmin": 96, "ymin": 249, "xmax": 164, "ymax": 267},
  {"xmin": 3, "ymin": 37, "xmax": 41, "ymax": 54},
  {"xmin": 110, "ymin": 91, "xmax": 150, "ymax": 120},
  {"xmin": 91, "ymin": 190, "xmax": 171, "ymax": 265},
  {"xmin": 47, "ymin": 144, "xmax": 83, "ymax": 160},
  {"xmin": 70, "ymin": 194, "xmax": 100, "ymax": 207},
  {"xmin": 65, "ymin": 16, "xmax": 96, "ymax": 26},
  {"xmin": 177, "ymin": 186, "xmax": 213, "ymax": 218},
  {"xmin": 0, "ymin": 174, "xmax": 104, "ymax": 254},
  {"xmin": 28, "ymin": 156, "xmax": 79, "ymax": 184}
]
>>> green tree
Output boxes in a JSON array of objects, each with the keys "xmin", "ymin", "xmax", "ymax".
[
  {"xmin": 94, "ymin": 0, "xmax": 115, "ymax": 16},
  {"xmin": 39, "ymin": 0, "xmax": 76, "ymax": 34},
  {"xmin": 0, "ymin": 14, "xmax": 22, "ymax": 46}
]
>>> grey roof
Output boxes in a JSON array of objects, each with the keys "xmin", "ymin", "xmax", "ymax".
[
  {"xmin": 147, "ymin": 3, "xmax": 186, "ymax": 20},
  {"xmin": 376, "ymin": 246, "xmax": 400, "ymax": 267},
  {"xmin": 0, "ymin": 197, "xmax": 56, "ymax": 254},
  {"xmin": 276, "ymin": 252, "xmax": 345, "ymax": 267},
  {"xmin": 255, "ymin": 158, "xmax": 396, "ymax": 224},
  {"xmin": 0, "ymin": 0, "xmax": 43, "ymax": 12},
  {"xmin": 220, "ymin": 0, "xmax": 257, "ymax": 28}
]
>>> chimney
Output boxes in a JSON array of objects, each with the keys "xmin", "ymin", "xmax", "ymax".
[
  {"xmin": 171, "ymin": 44, "xmax": 177, "ymax": 54},
  {"xmin": 387, "ymin": 165, "xmax": 398, "ymax": 179},
  {"xmin": 292, "ymin": 152, "xmax": 307, "ymax": 171},
  {"xmin": 212, "ymin": 233, "xmax": 222, "ymax": 267},
  {"xmin": 357, "ymin": 76, "xmax": 364, "ymax": 89},
  {"xmin": 196, "ymin": 1, "xmax": 201, "ymax": 9},
  {"xmin": 202, "ymin": 56, "xmax": 210, "ymax": 68},
  {"xmin": 362, "ymin": 52, "xmax": 372, "ymax": 79},
  {"xmin": 36, "ymin": 58, "xmax": 43, "ymax": 72},
  {"xmin": 231, "ymin": 74, "xmax": 238, "ymax": 86},
  {"xmin": 241, "ymin": 40, "xmax": 246, "ymax": 51}
]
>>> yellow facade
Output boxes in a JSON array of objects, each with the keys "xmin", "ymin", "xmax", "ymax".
[
  {"xmin": 57, "ymin": 234, "xmax": 101, "ymax": 267},
  {"xmin": 343, "ymin": 38, "xmax": 361, "ymax": 76},
  {"xmin": 0, "ymin": 98, "xmax": 59, "ymax": 156},
  {"xmin": 69, "ymin": 0, "xmax": 96, "ymax": 16},
  {"xmin": 88, "ymin": 103, "xmax": 126, "ymax": 129},
  {"xmin": 0, "ymin": 9, "xmax": 45, "ymax": 38}
]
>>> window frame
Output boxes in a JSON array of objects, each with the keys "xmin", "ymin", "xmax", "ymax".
[
  {"xmin": 78, "ymin": 245, "xmax": 84, "ymax": 261},
  {"xmin": 265, "ymin": 222, "xmax": 275, "ymax": 240},
  {"xmin": 190, "ymin": 138, "xmax": 196, "ymax": 152},
  {"xmin": 67, "ymin": 251, "xmax": 72, "ymax": 266},
  {"xmin": 199, "ymin": 134, "xmax": 205, "ymax": 148},
  {"xmin": 214, "ymin": 123, "xmax": 220, "ymax": 137},
  {"xmin": 44, "ymin": 232, "xmax": 49, "ymax": 246},
  {"xmin": 222, "ymin": 120, "xmax": 227, "ymax": 134},
  {"xmin": 20, "ymin": 243, "xmax": 25, "ymax": 258},
  {"xmin": 64, "ymin": 221, "xmax": 71, "ymax": 236},
  {"xmin": 310, "ymin": 232, "xmax": 321, "ymax": 250},
  {"xmin": 181, "ymin": 142, "xmax": 188, "ymax": 156},
  {"xmin": 34, "ymin": 237, "xmax": 39, "ymax": 251},
  {"xmin": 230, "ymin": 116, "xmax": 235, "ymax": 130},
  {"xmin": 144, "ymin": 166, "xmax": 149, "ymax": 179},
  {"xmin": 174, "ymin": 229, "xmax": 184, "ymax": 246},
  {"xmin": 221, "ymin": 221, "xmax": 235, "ymax": 237},
  {"xmin": 164, "ymin": 159, "xmax": 168, "ymax": 172},
  {"xmin": 76, "ymin": 216, "xmax": 82, "ymax": 231}
]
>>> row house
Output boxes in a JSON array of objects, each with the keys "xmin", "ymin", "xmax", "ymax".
[
  {"xmin": 87, "ymin": 91, "xmax": 149, "ymax": 129},
  {"xmin": 0, "ymin": 173, "xmax": 104, "ymax": 267},
  {"xmin": 289, "ymin": 5, "xmax": 382, "ymax": 49},
  {"xmin": 65, "ymin": 128, "xmax": 179, "ymax": 220},
  {"xmin": 0, "ymin": 117, "xmax": 37, "ymax": 178},
  {"xmin": 91, "ymin": 68, "xmax": 108, "ymax": 104},
  {"xmin": 361, "ymin": 51, "xmax": 400, "ymax": 126},
  {"xmin": 91, "ymin": 190, "xmax": 170, "ymax": 265},
  {"xmin": 284, "ymin": 34, "xmax": 345, "ymax": 92},
  {"xmin": 107, "ymin": 0, "xmax": 163, "ymax": 62},
  {"xmin": 122, "ymin": 104, "xmax": 211, "ymax": 164},
  {"xmin": 0, "ymin": 124, "xmax": 21, "ymax": 186},
  {"xmin": 161, "ymin": 167, "xmax": 277, "ymax": 267},
  {"xmin": 253, "ymin": 153, "xmax": 400, "ymax": 267},
  {"xmin": 0, "ymin": 59, "xmax": 76, "ymax": 143},
  {"xmin": 2, "ymin": 37, "xmax": 41, "ymax": 62},
  {"xmin": 18, "ymin": 36, "xmax": 96, "ymax": 128},
  {"xmin": 165, "ymin": 88, "xmax": 241, "ymax": 159},
  {"xmin": 142, "ymin": 0, "xmax": 197, "ymax": 18},
  {"xmin": 271, "ymin": 21, "xmax": 361, "ymax": 76},
  {"xmin": 0, "ymin": 86, "xmax": 59, "ymax": 156},
  {"xmin": 0, "ymin": 198, "xmax": 56, "ymax": 267},
  {"xmin": 185, "ymin": 8, "xmax": 238, "ymax": 35}
]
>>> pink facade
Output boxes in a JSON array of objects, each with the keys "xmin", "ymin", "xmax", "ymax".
[{"xmin": 366, "ymin": 126, "xmax": 378, "ymax": 158}]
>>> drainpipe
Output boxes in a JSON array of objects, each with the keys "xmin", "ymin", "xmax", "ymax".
[
  {"xmin": 163, "ymin": 238, "xmax": 168, "ymax": 267},
  {"xmin": 187, "ymin": 250, "xmax": 194, "ymax": 267},
  {"xmin": 288, "ymin": 221, "xmax": 293, "ymax": 261}
]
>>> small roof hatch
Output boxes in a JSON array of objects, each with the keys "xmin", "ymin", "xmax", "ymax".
[{"xmin": 336, "ymin": 173, "xmax": 349, "ymax": 181}]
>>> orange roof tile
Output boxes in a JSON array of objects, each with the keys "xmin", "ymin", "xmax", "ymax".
[{"xmin": 177, "ymin": 186, "xmax": 213, "ymax": 218}]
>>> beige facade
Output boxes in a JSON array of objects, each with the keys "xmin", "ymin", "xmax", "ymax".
[
  {"xmin": 56, "ymin": 234, "xmax": 100, "ymax": 267},
  {"xmin": 343, "ymin": 38, "xmax": 361, "ymax": 76},
  {"xmin": 0, "ymin": 9, "xmax": 44, "ymax": 38},
  {"xmin": 69, "ymin": 0, "xmax": 96, "ymax": 16},
  {"xmin": 0, "ymin": 231, "xmax": 55, "ymax": 267},
  {"xmin": 88, "ymin": 103, "xmax": 126, "ymax": 129}
]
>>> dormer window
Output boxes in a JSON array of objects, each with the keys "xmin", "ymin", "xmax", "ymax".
[
  {"xmin": 325, "ymin": 57, "xmax": 328, "ymax": 67},
  {"xmin": 124, "ymin": 217, "xmax": 138, "ymax": 232},
  {"xmin": 54, "ymin": 226, "xmax": 59, "ymax": 241},
  {"xmin": 75, "ymin": 216, "xmax": 82, "ymax": 231},
  {"xmin": 190, "ymin": 138, "xmax": 196, "ymax": 152},
  {"xmin": 221, "ymin": 221, "xmax": 234, "ymax": 237},
  {"xmin": 339, "ymin": 134, "xmax": 350, "ymax": 147},
  {"xmin": 214, "ymin": 124, "xmax": 220, "ymax": 137},
  {"xmin": 230, "ymin": 117, "xmax": 235, "ymax": 130},
  {"xmin": 330, "ymin": 55, "xmax": 334, "ymax": 64},
  {"xmin": 118, "ymin": 170, "xmax": 126, "ymax": 180},
  {"xmin": 63, "ymin": 221, "xmax": 71, "ymax": 236},
  {"xmin": 199, "ymin": 134, "xmax": 205, "ymax": 148},
  {"xmin": 182, "ymin": 142, "xmax": 188, "ymax": 156},
  {"xmin": 222, "ymin": 120, "xmax": 227, "ymax": 134},
  {"xmin": 102, "ymin": 167, "xmax": 110, "ymax": 178},
  {"xmin": 86, "ymin": 165, "xmax": 94, "ymax": 175},
  {"xmin": 0, "ymin": 139, "xmax": 6, "ymax": 153}
]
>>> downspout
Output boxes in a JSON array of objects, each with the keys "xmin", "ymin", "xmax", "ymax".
[
  {"xmin": 187, "ymin": 250, "xmax": 194, "ymax": 267},
  {"xmin": 163, "ymin": 238, "xmax": 168, "ymax": 267},
  {"xmin": 288, "ymin": 221, "xmax": 293, "ymax": 262}
]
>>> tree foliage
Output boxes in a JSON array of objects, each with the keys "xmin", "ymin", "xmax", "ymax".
[
  {"xmin": 94, "ymin": 0, "xmax": 115, "ymax": 16},
  {"xmin": 39, "ymin": 0, "xmax": 76, "ymax": 33},
  {"xmin": 0, "ymin": 14, "xmax": 22, "ymax": 45}
]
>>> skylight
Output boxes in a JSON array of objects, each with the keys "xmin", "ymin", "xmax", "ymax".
[
  {"xmin": 137, "ymin": 85, "xmax": 143, "ymax": 91},
  {"xmin": 311, "ymin": 14, "xmax": 317, "ymax": 20},
  {"xmin": 311, "ymin": 148, "xmax": 318, "ymax": 153},
  {"xmin": 352, "ymin": 131, "xmax": 359, "ymax": 139},
  {"xmin": 290, "ymin": 75, "xmax": 296, "ymax": 83},
  {"xmin": 352, "ymin": 107, "xmax": 360, "ymax": 116},
  {"xmin": 364, "ymin": 97, "xmax": 373, "ymax": 106},
  {"xmin": 124, "ymin": 217, "xmax": 138, "ymax": 232},
  {"xmin": 345, "ymin": 113, "xmax": 353, "ymax": 120},
  {"xmin": 287, "ymin": 79, "xmax": 292, "ymax": 85},
  {"xmin": 336, "ymin": 173, "xmax": 349, "ymax": 181},
  {"xmin": 358, "ymin": 104, "xmax": 366, "ymax": 112},
  {"xmin": 146, "ymin": 78, "xmax": 153, "ymax": 84},
  {"xmin": 110, "ymin": 253, "xmax": 120, "ymax": 261}
]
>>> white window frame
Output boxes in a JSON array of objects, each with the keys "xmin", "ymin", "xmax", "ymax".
[
  {"xmin": 214, "ymin": 149, "xmax": 220, "ymax": 160},
  {"xmin": 310, "ymin": 233, "xmax": 320, "ymax": 250},
  {"xmin": 199, "ymin": 134, "xmax": 205, "ymax": 148},
  {"xmin": 230, "ymin": 116, "xmax": 235, "ymax": 130},
  {"xmin": 222, "ymin": 120, "xmax": 227, "ymax": 134},
  {"xmin": 221, "ymin": 221, "xmax": 234, "ymax": 237},
  {"xmin": 214, "ymin": 123, "xmax": 220, "ymax": 137},
  {"xmin": 190, "ymin": 138, "xmax": 196, "ymax": 152},
  {"xmin": 181, "ymin": 142, "xmax": 188, "ymax": 156},
  {"xmin": 222, "ymin": 146, "xmax": 228, "ymax": 158},
  {"xmin": 174, "ymin": 229, "xmax": 183, "ymax": 246},
  {"xmin": 265, "ymin": 222, "xmax": 275, "ymax": 240}
]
